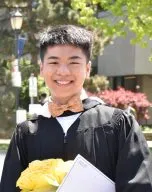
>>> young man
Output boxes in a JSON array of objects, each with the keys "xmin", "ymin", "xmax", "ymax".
[{"xmin": 0, "ymin": 25, "xmax": 152, "ymax": 191}]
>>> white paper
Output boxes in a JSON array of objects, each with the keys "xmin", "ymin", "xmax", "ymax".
[{"xmin": 57, "ymin": 154, "xmax": 115, "ymax": 192}]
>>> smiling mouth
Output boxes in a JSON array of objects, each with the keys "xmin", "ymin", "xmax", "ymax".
[{"xmin": 55, "ymin": 80, "xmax": 73, "ymax": 85}]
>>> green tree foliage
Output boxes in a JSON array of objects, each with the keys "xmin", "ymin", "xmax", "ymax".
[
  {"xmin": 0, "ymin": 0, "xmax": 79, "ymax": 63},
  {"xmin": 19, "ymin": 59, "xmax": 49, "ymax": 110},
  {"xmin": 84, "ymin": 75, "xmax": 109, "ymax": 93},
  {"xmin": 0, "ymin": 59, "xmax": 16, "ymax": 137},
  {"xmin": 1, "ymin": 0, "xmax": 152, "ymax": 61},
  {"xmin": 71, "ymin": 0, "xmax": 152, "ymax": 60}
]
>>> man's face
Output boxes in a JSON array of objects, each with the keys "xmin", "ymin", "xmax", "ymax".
[{"xmin": 40, "ymin": 45, "xmax": 91, "ymax": 101}]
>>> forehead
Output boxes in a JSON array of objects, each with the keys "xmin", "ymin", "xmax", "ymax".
[{"xmin": 44, "ymin": 45, "xmax": 86, "ymax": 58}]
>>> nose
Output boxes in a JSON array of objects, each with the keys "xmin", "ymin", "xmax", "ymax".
[{"xmin": 56, "ymin": 64, "xmax": 70, "ymax": 76}]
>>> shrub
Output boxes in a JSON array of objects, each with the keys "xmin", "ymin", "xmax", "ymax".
[
  {"xmin": 84, "ymin": 75, "xmax": 109, "ymax": 93},
  {"xmin": 88, "ymin": 87, "xmax": 152, "ymax": 122}
]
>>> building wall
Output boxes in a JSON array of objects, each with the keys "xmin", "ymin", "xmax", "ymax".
[
  {"xmin": 135, "ymin": 41, "xmax": 152, "ymax": 74},
  {"xmin": 98, "ymin": 33, "xmax": 152, "ymax": 76},
  {"xmin": 141, "ymin": 76, "xmax": 152, "ymax": 124},
  {"xmin": 98, "ymin": 33, "xmax": 135, "ymax": 76}
]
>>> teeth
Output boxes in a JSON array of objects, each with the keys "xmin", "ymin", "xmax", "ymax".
[{"xmin": 56, "ymin": 81, "xmax": 71, "ymax": 85}]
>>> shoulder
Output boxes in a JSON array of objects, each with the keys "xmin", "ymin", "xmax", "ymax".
[
  {"xmin": 100, "ymin": 104, "xmax": 134, "ymax": 126},
  {"xmin": 85, "ymin": 102, "xmax": 135, "ymax": 130},
  {"xmin": 16, "ymin": 114, "xmax": 40, "ymax": 135},
  {"xmin": 85, "ymin": 102, "xmax": 121, "ymax": 122},
  {"xmin": 97, "ymin": 105, "xmax": 137, "ymax": 139}
]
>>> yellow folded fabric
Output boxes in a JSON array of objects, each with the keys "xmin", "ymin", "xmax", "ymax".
[{"xmin": 16, "ymin": 159, "xmax": 73, "ymax": 192}]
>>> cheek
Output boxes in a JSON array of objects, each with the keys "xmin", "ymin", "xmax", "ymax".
[
  {"xmin": 42, "ymin": 67, "xmax": 53, "ymax": 76},
  {"xmin": 76, "ymin": 70, "xmax": 88, "ymax": 83},
  {"xmin": 41, "ymin": 70, "xmax": 53, "ymax": 85}
]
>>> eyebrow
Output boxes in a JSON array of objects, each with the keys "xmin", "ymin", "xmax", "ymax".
[
  {"xmin": 69, "ymin": 56, "xmax": 82, "ymax": 60},
  {"xmin": 47, "ymin": 56, "xmax": 59, "ymax": 60},
  {"xmin": 47, "ymin": 56, "xmax": 82, "ymax": 60}
]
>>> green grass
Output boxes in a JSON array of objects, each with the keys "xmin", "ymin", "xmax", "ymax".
[
  {"xmin": 141, "ymin": 126, "xmax": 152, "ymax": 132},
  {"xmin": 0, "ymin": 144, "xmax": 9, "ymax": 151}
]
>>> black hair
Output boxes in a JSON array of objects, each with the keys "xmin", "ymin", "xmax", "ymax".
[{"xmin": 39, "ymin": 25, "xmax": 93, "ymax": 62}]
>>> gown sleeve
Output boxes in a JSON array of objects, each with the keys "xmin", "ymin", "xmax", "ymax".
[
  {"xmin": 0, "ymin": 124, "xmax": 28, "ymax": 192},
  {"xmin": 115, "ymin": 111, "xmax": 152, "ymax": 192}
]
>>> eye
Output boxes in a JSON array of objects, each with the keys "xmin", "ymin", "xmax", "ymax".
[
  {"xmin": 70, "ymin": 62, "xmax": 80, "ymax": 65},
  {"xmin": 48, "ymin": 62, "xmax": 58, "ymax": 65}
]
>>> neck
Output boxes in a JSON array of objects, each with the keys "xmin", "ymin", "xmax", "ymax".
[{"xmin": 51, "ymin": 93, "xmax": 81, "ymax": 105}]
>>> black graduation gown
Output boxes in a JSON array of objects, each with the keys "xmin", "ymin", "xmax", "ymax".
[{"xmin": 0, "ymin": 98, "xmax": 152, "ymax": 192}]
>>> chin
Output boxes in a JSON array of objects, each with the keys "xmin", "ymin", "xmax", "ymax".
[
  {"xmin": 53, "ymin": 92, "xmax": 79, "ymax": 99},
  {"xmin": 59, "ymin": 93, "xmax": 74, "ymax": 98}
]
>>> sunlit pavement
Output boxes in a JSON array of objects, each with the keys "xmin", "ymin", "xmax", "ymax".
[{"xmin": 0, "ymin": 151, "xmax": 6, "ymax": 180}]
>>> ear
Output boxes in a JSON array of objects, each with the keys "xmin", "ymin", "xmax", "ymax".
[{"xmin": 86, "ymin": 61, "xmax": 91, "ymax": 78}]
